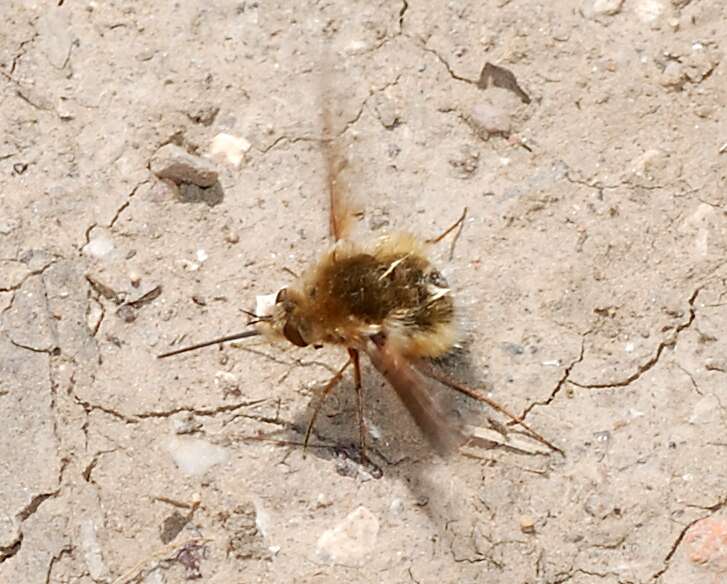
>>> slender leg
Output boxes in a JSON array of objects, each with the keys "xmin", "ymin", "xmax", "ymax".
[
  {"xmin": 303, "ymin": 358, "xmax": 352, "ymax": 455},
  {"xmin": 425, "ymin": 207, "xmax": 468, "ymax": 261},
  {"xmin": 348, "ymin": 348, "xmax": 367, "ymax": 460},
  {"xmin": 416, "ymin": 360, "xmax": 564, "ymax": 455}
]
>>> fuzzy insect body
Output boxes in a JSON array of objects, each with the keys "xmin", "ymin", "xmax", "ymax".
[{"xmin": 263, "ymin": 233, "xmax": 457, "ymax": 361}]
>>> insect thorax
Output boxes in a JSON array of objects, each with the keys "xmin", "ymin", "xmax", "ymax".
[{"xmin": 294, "ymin": 237, "xmax": 457, "ymax": 357}]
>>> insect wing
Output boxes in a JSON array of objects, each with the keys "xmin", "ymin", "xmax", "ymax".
[
  {"xmin": 364, "ymin": 337, "xmax": 462, "ymax": 455},
  {"xmin": 320, "ymin": 73, "xmax": 356, "ymax": 243}
]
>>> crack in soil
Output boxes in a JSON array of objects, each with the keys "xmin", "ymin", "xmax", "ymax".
[
  {"xmin": 520, "ymin": 337, "xmax": 586, "ymax": 421},
  {"xmin": 0, "ymin": 538, "xmax": 22, "ymax": 563},
  {"xmin": 1, "ymin": 488, "xmax": 64, "ymax": 564},
  {"xmin": 108, "ymin": 180, "xmax": 150, "ymax": 229},
  {"xmin": 0, "ymin": 257, "xmax": 60, "ymax": 294},
  {"xmin": 44, "ymin": 545, "xmax": 73, "ymax": 584},
  {"xmin": 650, "ymin": 515, "xmax": 705, "ymax": 582},
  {"xmin": 8, "ymin": 338, "xmax": 58, "ymax": 354},
  {"xmin": 571, "ymin": 287, "xmax": 701, "ymax": 389},
  {"xmin": 135, "ymin": 397, "xmax": 268, "ymax": 419},
  {"xmin": 82, "ymin": 448, "xmax": 118, "ymax": 484},
  {"xmin": 398, "ymin": 0, "xmax": 409, "ymax": 32},
  {"xmin": 72, "ymin": 389, "xmax": 267, "ymax": 424},
  {"xmin": 415, "ymin": 42, "xmax": 477, "ymax": 86}
]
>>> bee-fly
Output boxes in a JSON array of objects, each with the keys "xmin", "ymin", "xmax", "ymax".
[{"xmin": 158, "ymin": 94, "xmax": 560, "ymax": 459}]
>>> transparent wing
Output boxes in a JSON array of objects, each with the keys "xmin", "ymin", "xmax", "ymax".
[
  {"xmin": 320, "ymin": 71, "xmax": 356, "ymax": 243},
  {"xmin": 364, "ymin": 336, "xmax": 463, "ymax": 456}
]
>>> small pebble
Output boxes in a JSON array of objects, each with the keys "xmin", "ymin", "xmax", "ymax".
[
  {"xmin": 225, "ymin": 230, "xmax": 240, "ymax": 244},
  {"xmin": 150, "ymin": 143, "xmax": 219, "ymax": 187},
  {"xmin": 448, "ymin": 145, "xmax": 479, "ymax": 179},
  {"xmin": 186, "ymin": 103, "xmax": 219, "ymax": 126},
  {"xmin": 84, "ymin": 235, "xmax": 115, "ymax": 258},
  {"xmin": 634, "ymin": 0, "xmax": 665, "ymax": 23},
  {"xmin": 314, "ymin": 493, "xmax": 333, "ymax": 509},
  {"xmin": 129, "ymin": 271, "xmax": 141, "ymax": 287},
  {"xmin": 631, "ymin": 148, "xmax": 669, "ymax": 180},
  {"xmin": 660, "ymin": 61, "xmax": 685, "ymax": 89},
  {"xmin": 208, "ymin": 133, "xmax": 251, "ymax": 168},
  {"xmin": 374, "ymin": 96, "xmax": 400, "ymax": 130},
  {"xmin": 214, "ymin": 370, "xmax": 239, "ymax": 397},
  {"xmin": 469, "ymin": 102, "xmax": 511, "ymax": 138},
  {"xmin": 519, "ymin": 515, "xmax": 536, "ymax": 534},
  {"xmin": 172, "ymin": 413, "xmax": 202, "ymax": 435},
  {"xmin": 166, "ymin": 436, "xmax": 228, "ymax": 476},
  {"xmin": 256, "ymin": 292, "xmax": 278, "ymax": 318},
  {"xmin": 315, "ymin": 506, "xmax": 380, "ymax": 566},
  {"xmin": 581, "ymin": 0, "xmax": 623, "ymax": 18}
]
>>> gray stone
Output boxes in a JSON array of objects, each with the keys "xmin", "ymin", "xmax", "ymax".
[{"xmin": 150, "ymin": 144, "xmax": 219, "ymax": 187}]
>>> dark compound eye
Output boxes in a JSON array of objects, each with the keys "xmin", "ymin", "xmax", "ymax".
[{"xmin": 283, "ymin": 321, "xmax": 308, "ymax": 347}]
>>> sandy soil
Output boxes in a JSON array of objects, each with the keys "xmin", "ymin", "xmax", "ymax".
[{"xmin": 2, "ymin": 1, "xmax": 727, "ymax": 583}]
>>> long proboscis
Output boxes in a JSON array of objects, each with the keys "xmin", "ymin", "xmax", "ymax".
[{"xmin": 157, "ymin": 330, "xmax": 260, "ymax": 359}]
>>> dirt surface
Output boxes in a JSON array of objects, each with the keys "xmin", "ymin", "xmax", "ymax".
[{"xmin": 2, "ymin": 1, "xmax": 727, "ymax": 583}]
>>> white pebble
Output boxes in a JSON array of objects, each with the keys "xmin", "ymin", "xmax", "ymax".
[
  {"xmin": 542, "ymin": 359, "xmax": 561, "ymax": 367},
  {"xmin": 208, "ymin": 133, "xmax": 251, "ymax": 168},
  {"xmin": 469, "ymin": 102, "xmax": 511, "ymax": 138},
  {"xmin": 315, "ymin": 506, "xmax": 380, "ymax": 567},
  {"xmin": 634, "ymin": 0, "xmax": 665, "ymax": 23},
  {"xmin": 84, "ymin": 235, "xmax": 114, "ymax": 258},
  {"xmin": 581, "ymin": 0, "xmax": 623, "ymax": 18},
  {"xmin": 631, "ymin": 148, "xmax": 669, "ymax": 180},
  {"xmin": 314, "ymin": 493, "xmax": 333, "ymax": 509},
  {"xmin": 256, "ymin": 292, "xmax": 279, "ymax": 318},
  {"xmin": 166, "ymin": 436, "xmax": 228, "ymax": 476}
]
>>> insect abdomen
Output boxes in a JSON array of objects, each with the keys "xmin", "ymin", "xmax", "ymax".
[{"xmin": 306, "ymin": 242, "xmax": 456, "ymax": 357}]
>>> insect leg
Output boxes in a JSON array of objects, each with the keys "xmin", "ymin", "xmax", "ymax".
[
  {"xmin": 425, "ymin": 207, "xmax": 468, "ymax": 261},
  {"xmin": 303, "ymin": 357, "xmax": 352, "ymax": 455},
  {"xmin": 415, "ymin": 360, "xmax": 564, "ymax": 455},
  {"xmin": 347, "ymin": 348, "xmax": 367, "ymax": 460}
]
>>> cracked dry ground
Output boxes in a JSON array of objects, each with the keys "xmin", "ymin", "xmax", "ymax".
[{"xmin": 2, "ymin": 1, "xmax": 727, "ymax": 583}]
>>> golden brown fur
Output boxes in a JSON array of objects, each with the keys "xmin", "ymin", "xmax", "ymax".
[{"xmin": 260, "ymin": 232, "xmax": 458, "ymax": 360}]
